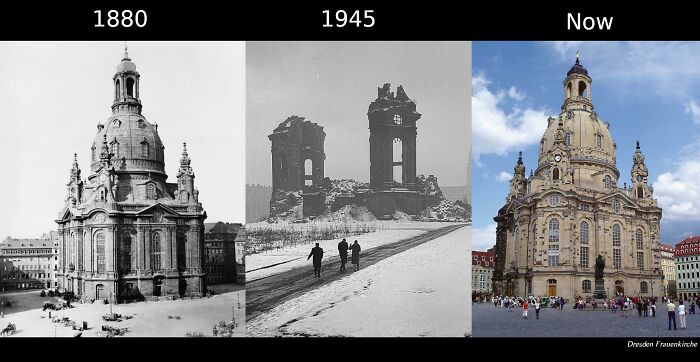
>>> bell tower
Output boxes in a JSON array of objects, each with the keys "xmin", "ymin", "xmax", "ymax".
[
  {"xmin": 562, "ymin": 52, "xmax": 593, "ymax": 112},
  {"xmin": 631, "ymin": 141, "xmax": 651, "ymax": 199},
  {"xmin": 112, "ymin": 44, "xmax": 142, "ymax": 115}
]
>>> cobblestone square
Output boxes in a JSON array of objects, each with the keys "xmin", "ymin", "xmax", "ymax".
[{"xmin": 473, "ymin": 302, "xmax": 700, "ymax": 337}]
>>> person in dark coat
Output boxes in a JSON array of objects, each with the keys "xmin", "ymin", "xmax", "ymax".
[
  {"xmin": 349, "ymin": 240, "xmax": 361, "ymax": 271},
  {"xmin": 307, "ymin": 243, "xmax": 324, "ymax": 277},
  {"xmin": 338, "ymin": 238, "xmax": 349, "ymax": 273}
]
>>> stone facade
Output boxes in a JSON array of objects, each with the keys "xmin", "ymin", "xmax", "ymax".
[
  {"xmin": 492, "ymin": 57, "xmax": 664, "ymax": 300},
  {"xmin": 0, "ymin": 234, "xmax": 59, "ymax": 291},
  {"xmin": 472, "ymin": 250, "xmax": 494, "ymax": 294},
  {"xmin": 674, "ymin": 236, "xmax": 700, "ymax": 301},
  {"xmin": 55, "ymin": 49, "xmax": 207, "ymax": 302},
  {"xmin": 203, "ymin": 222, "xmax": 242, "ymax": 285},
  {"xmin": 660, "ymin": 243, "xmax": 677, "ymax": 297}
]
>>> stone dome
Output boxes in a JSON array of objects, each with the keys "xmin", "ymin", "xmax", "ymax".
[
  {"xmin": 91, "ymin": 114, "xmax": 165, "ymax": 175},
  {"xmin": 566, "ymin": 59, "xmax": 588, "ymax": 77},
  {"xmin": 116, "ymin": 53, "xmax": 138, "ymax": 74}
]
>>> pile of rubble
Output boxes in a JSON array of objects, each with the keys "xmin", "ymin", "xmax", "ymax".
[
  {"xmin": 317, "ymin": 204, "xmax": 377, "ymax": 223},
  {"xmin": 269, "ymin": 190, "xmax": 303, "ymax": 221}
]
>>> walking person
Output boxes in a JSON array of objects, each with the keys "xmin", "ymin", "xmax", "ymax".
[
  {"xmin": 651, "ymin": 299, "xmax": 656, "ymax": 317},
  {"xmin": 535, "ymin": 299, "xmax": 541, "ymax": 319},
  {"xmin": 338, "ymin": 238, "xmax": 349, "ymax": 273},
  {"xmin": 667, "ymin": 299, "xmax": 677, "ymax": 330},
  {"xmin": 678, "ymin": 301, "xmax": 687, "ymax": 330},
  {"xmin": 350, "ymin": 240, "xmax": 361, "ymax": 271},
  {"xmin": 307, "ymin": 243, "xmax": 324, "ymax": 278},
  {"xmin": 522, "ymin": 300, "xmax": 529, "ymax": 319}
]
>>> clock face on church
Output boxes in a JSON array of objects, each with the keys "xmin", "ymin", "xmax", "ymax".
[{"xmin": 554, "ymin": 154, "xmax": 561, "ymax": 162}]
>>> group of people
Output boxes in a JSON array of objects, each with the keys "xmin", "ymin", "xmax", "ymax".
[
  {"xmin": 307, "ymin": 238, "xmax": 361, "ymax": 278},
  {"xmin": 604, "ymin": 294, "xmax": 657, "ymax": 317},
  {"xmin": 666, "ymin": 296, "xmax": 698, "ymax": 331}
]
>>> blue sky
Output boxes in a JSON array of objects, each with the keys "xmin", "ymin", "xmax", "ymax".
[{"xmin": 472, "ymin": 41, "xmax": 700, "ymax": 251}]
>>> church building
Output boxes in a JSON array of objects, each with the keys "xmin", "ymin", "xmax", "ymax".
[
  {"xmin": 55, "ymin": 48, "xmax": 207, "ymax": 302},
  {"xmin": 492, "ymin": 56, "xmax": 664, "ymax": 300}
]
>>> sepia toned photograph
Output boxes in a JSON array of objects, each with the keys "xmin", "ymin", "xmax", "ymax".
[
  {"xmin": 245, "ymin": 41, "xmax": 472, "ymax": 337},
  {"xmin": 0, "ymin": 41, "xmax": 246, "ymax": 337}
]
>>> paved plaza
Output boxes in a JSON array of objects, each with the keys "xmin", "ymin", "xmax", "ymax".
[{"xmin": 473, "ymin": 301, "xmax": 700, "ymax": 337}]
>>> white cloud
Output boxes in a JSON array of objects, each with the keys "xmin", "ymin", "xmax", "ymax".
[
  {"xmin": 684, "ymin": 100, "xmax": 700, "ymax": 124},
  {"xmin": 472, "ymin": 223, "xmax": 497, "ymax": 252},
  {"xmin": 495, "ymin": 171, "xmax": 511, "ymax": 182},
  {"xmin": 545, "ymin": 41, "xmax": 700, "ymax": 100},
  {"xmin": 507, "ymin": 86, "xmax": 525, "ymax": 101},
  {"xmin": 472, "ymin": 73, "xmax": 549, "ymax": 161},
  {"xmin": 653, "ymin": 160, "xmax": 700, "ymax": 221}
]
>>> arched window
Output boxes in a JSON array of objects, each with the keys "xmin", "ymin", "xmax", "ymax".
[
  {"xmin": 152, "ymin": 232, "xmax": 162, "ymax": 271},
  {"xmin": 115, "ymin": 79, "xmax": 120, "ymax": 99},
  {"xmin": 637, "ymin": 186, "xmax": 643, "ymax": 198},
  {"xmin": 146, "ymin": 183, "xmax": 156, "ymax": 199},
  {"xmin": 548, "ymin": 218, "xmax": 560, "ymax": 243},
  {"xmin": 96, "ymin": 232, "xmax": 105, "ymax": 273},
  {"xmin": 304, "ymin": 159, "xmax": 313, "ymax": 186},
  {"xmin": 604, "ymin": 175, "xmax": 613, "ymax": 189},
  {"xmin": 567, "ymin": 82, "xmax": 572, "ymax": 98},
  {"xmin": 612, "ymin": 224, "xmax": 621, "ymax": 247},
  {"xmin": 552, "ymin": 167, "xmax": 560, "ymax": 181},
  {"xmin": 141, "ymin": 141, "xmax": 149, "ymax": 158},
  {"xmin": 565, "ymin": 132, "xmax": 572, "ymax": 146},
  {"xmin": 640, "ymin": 281, "xmax": 648, "ymax": 294},
  {"xmin": 582, "ymin": 280, "xmax": 592, "ymax": 293},
  {"xmin": 636, "ymin": 229, "xmax": 644, "ymax": 250},
  {"xmin": 126, "ymin": 78, "xmax": 135, "ymax": 97},
  {"xmin": 580, "ymin": 221, "xmax": 589, "ymax": 244},
  {"xmin": 578, "ymin": 81, "xmax": 587, "ymax": 97}
]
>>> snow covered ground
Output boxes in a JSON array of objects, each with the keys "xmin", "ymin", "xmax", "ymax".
[
  {"xmin": 247, "ymin": 225, "xmax": 471, "ymax": 337},
  {"xmin": 0, "ymin": 285, "xmax": 245, "ymax": 337},
  {"xmin": 245, "ymin": 221, "xmax": 460, "ymax": 282}
]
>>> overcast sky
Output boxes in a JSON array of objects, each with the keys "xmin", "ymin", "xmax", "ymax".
[
  {"xmin": 0, "ymin": 41, "xmax": 245, "ymax": 238},
  {"xmin": 246, "ymin": 41, "xmax": 470, "ymax": 191}
]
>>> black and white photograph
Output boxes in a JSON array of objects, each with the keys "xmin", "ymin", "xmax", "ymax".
[
  {"xmin": 245, "ymin": 41, "xmax": 472, "ymax": 337},
  {"xmin": 0, "ymin": 41, "xmax": 246, "ymax": 337}
]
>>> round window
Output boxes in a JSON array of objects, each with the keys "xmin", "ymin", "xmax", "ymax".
[{"xmin": 548, "ymin": 194, "xmax": 560, "ymax": 207}]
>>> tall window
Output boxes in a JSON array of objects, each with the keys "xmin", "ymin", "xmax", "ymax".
[
  {"xmin": 548, "ymin": 219, "xmax": 560, "ymax": 243},
  {"xmin": 640, "ymin": 281, "xmax": 648, "ymax": 293},
  {"xmin": 612, "ymin": 224, "xmax": 621, "ymax": 246},
  {"xmin": 146, "ymin": 183, "xmax": 156, "ymax": 199},
  {"xmin": 111, "ymin": 141, "xmax": 119, "ymax": 158},
  {"xmin": 613, "ymin": 249, "xmax": 622, "ymax": 269},
  {"xmin": 393, "ymin": 114, "xmax": 402, "ymax": 125},
  {"xmin": 596, "ymin": 134, "xmax": 603, "ymax": 149},
  {"xmin": 582, "ymin": 280, "xmax": 592, "ymax": 293},
  {"xmin": 637, "ymin": 186, "xmax": 644, "ymax": 198},
  {"xmin": 548, "ymin": 244, "xmax": 559, "ymax": 267},
  {"xmin": 152, "ymin": 232, "xmax": 162, "ymax": 271},
  {"xmin": 514, "ymin": 228, "xmax": 520, "ymax": 267},
  {"xmin": 637, "ymin": 251, "xmax": 644, "ymax": 269},
  {"xmin": 96, "ymin": 232, "xmax": 105, "ymax": 273},
  {"xmin": 636, "ymin": 229, "xmax": 644, "ymax": 250},
  {"xmin": 565, "ymin": 132, "xmax": 572, "ymax": 146},
  {"xmin": 580, "ymin": 221, "xmax": 589, "ymax": 244},
  {"xmin": 580, "ymin": 246, "xmax": 589, "ymax": 267},
  {"xmin": 552, "ymin": 167, "xmax": 560, "ymax": 181},
  {"xmin": 479, "ymin": 274, "xmax": 486, "ymax": 290},
  {"xmin": 126, "ymin": 78, "xmax": 135, "ymax": 97},
  {"xmin": 141, "ymin": 141, "xmax": 149, "ymax": 158},
  {"xmin": 604, "ymin": 175, "xmax": 613, "ymax": 189}
]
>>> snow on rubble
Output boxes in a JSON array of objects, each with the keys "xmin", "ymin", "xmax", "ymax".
[{"xmin": 246, "ymin": 225, "xmax": 470, "ymax": 337}]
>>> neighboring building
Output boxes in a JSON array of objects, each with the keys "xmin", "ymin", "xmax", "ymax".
[
  {"xmin": 204, "ymin": 222, "xmax": 243, "ymax": 285},
  {"xmin": 472, "ymin": 250, "xmax": 494, "ymax": 294},
  {"xmin": 492, "ymin": 56, "xmax": 663, "ymax": 300},
  {"xmin": 674, "ymin": 236, "xmax": 700, "ymax": 301},
  {"xmin": 660, "ymin": 243, "xmax": 677, "ymax": 297},
  {"xmin": 55, "ymin": 48, "xmax": 207, "ymax": 302},
  {"xmin": 234, "ymin": 227, "xmax": 246, "ymax": 284},
  {"xmin": 0, "ymin": 234, "xmax": 59, "ymax": 291}
]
